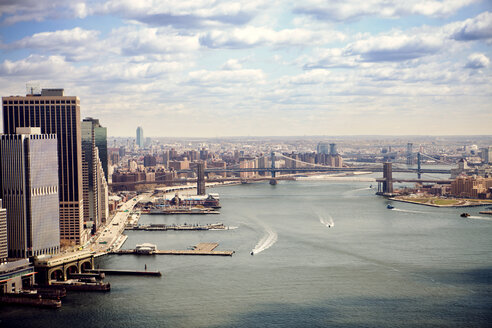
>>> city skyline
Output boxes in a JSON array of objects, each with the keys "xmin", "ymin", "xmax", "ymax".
[{"xmin": 0, "ymin": 1, "xmax": 491, "ymax": 137}]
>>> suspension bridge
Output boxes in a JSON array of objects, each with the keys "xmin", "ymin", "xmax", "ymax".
[{"xmin": 109, "ymin": 151, "xmax": 455, "ymax": 194}]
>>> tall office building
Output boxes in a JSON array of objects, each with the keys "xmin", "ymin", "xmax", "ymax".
[
  {"xmin": 317, "ymin": 142, "xmax": 329, "ymax": 155},
  {"xmin": 0, "ymin": 128, "xmax": 60, "ymax": 258},
  {"xmin": 480, "ymin": 146, "xmax": 492, "ymax": 164},
  {"xmin": 81, "ymin": 118, "xmax": 108, "ymax": 229},
  {"xmin": 82, "ymin": 118, "xmax": 107, "ymax": 179},
  {"xmin": 0, "ymin": 200, "xmax": 7, "ymax": 263},
  {"xmin": 329, "ymin": 143, "xmax": 337, "ymax": 156},
  {"xmin": 96, "ymin": 147, "xmax": 109, "ymax": 225},
  {"xmin": 136, "ymin": 126, "xmax": 144, "ymax": 148},
  {"xmin": 406, "ymin": 143, "xmax": 414, "ymax": 165},
  {"xmin": 2, "ymin": 88, "xmax": 85, "ymax": 246}
]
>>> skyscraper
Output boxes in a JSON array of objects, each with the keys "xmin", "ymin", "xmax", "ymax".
[
  {"xmin": 136, "ymin": 126, "xmax": 144, "ymax": 148},
  {"xmin": 317, "ymin": 142, "xmax": 329, "ymax": 155},
  {"xmin": 2, "ymin": 88, "xmax": 85, "ymax": 246},
  {"xmin": 81, "ymin": 118, "xmax": 108, "ymax": 229},
  {"xmin": 82, "ymin": 118, "xmax": 107, "ymax": 179},
  {"xmin": 0, "ymin": 128, "xmax": 60, "ymax": 258}
]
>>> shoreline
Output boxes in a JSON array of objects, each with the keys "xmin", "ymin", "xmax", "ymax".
[{"xmin": 390, "ymin": 197, "xmax": 492, "ymax": 208}]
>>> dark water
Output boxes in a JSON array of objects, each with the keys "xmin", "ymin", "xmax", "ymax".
[{"xmin": 3, "ymin": 178, "xmax": 492, "ymax": 327}]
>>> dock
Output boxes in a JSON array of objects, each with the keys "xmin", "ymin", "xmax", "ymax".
[
  {"xmin": 89, "ymin": 269, "xmax": 161, "ymax": 276},
  {"xmin": 110, "ymin": 243, "xmax": 234, "ymax": 257},
  {"xmin": 146, "ymin": 209, "xmax": 220, "ymax": 215},
  {"xmin": 126, "ymin": 222, "xmax": 228, "ymax": 231}
]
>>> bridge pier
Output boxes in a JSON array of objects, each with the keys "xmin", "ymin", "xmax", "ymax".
[
  {"xmin": 271, "ymin": 152, "xmax": 276, "ymax": 178},
  {"xmin": 382, "ymin": 162, "xmax": 394, "ymax": 195}
]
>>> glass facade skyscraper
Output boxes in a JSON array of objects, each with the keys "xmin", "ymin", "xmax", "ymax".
[
  {"xmin": 0, "ymin": 128, "xmax": 60, "ymax": 258},
  {"xmin": 81, "ymin": 118, "xmax": 108, "ymax": 229}
]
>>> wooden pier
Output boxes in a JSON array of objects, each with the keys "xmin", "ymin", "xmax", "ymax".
[{"xmin": 110, "ymin": 243, "xmax": 234, "ymax": 257}]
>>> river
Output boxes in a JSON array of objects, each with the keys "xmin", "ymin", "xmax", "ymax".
[{"xmin": 4, "ymin": 176, "xmax": 492, "ymax": 327}]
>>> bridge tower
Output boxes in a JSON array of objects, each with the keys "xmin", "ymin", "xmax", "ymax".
[
  {"xmin": 382, "ymin": 162, "xmax": 394, "ymax": 194},
  {"xmin": 270, "ymin": 152, "xmax": 276, "ymax": 178},
  {"xmin": 196, "ymin": 162, "xmax": 205, "ymax": 195},
  {"xmin": 417, "ymin": 152, "xmax": 422, "ymax": 179}
]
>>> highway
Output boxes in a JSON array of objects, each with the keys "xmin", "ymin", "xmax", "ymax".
[{"xmin": 88, "ymin": 193, "xmax": 149, "ymax": 256}]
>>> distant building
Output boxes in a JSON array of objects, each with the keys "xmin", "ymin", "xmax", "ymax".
[
  {"xmin": 2, "ymin": 88, "xmax": 86, "ymax": 246},
  {"xmin": 144, "ymin": 155, "xmax": 157, "ymax": 167},
  {"xmin": 330, "ymin": 143, "xmax": 337, "ymax": 156},
  {"xmin": 480, "ymin": 146, "xmax": 492, "ymax": 164},
  {"xmin": 0, "ymin": 128, "xmax": 60, "ymax": 258},
  {"xmin": 450, "ymin": 175, "xmax": 492, "ymax": 199},
  {"xmin": 317, "ymin": 142, "xmax": 329, "ymax": 155},
  {"xmin": 168, "ymin": 158, "xmax": 190, "ymax": 171},
  {"xmin": 239, "ymin": 157, "xmax": 256, "ymax": 179},
  {"xmin": 136, "ymin": 126, "xmax": 144, "ymax": 148}
]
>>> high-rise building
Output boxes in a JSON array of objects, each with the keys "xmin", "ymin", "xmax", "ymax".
[
  {"xmin": 0, "ymin": 128, "xmax": 60, "ymax": 258},
  {"xmin": 82, "ymin": 118, "xmax": 108, "ymax": 179},
  {"xmin": 81, "ymin": 118, "xmax": 108, "ymax": 229},
  {"xmin": 95, "ymin": 148, "xmax": 109, "ymax": 225},
  {"xmin": 0, "ymin": 200, "xmax": 7, "ymax": 263},
  {"xmin": 2, "ymin": 88, "xmax": 85, "ymax": 246},
  {"xmin": 406, "ymin": 143, "xmax": 414, "ymax": 165},
  {"xmin": 480, "ymin": 146, "xmax": 492, "ymax": 164},
  {"xmin": 329, "ymin": 143, "xmax": 337, "ymax": 156},
  {"xmin": 136, "ymin": 126, "xmax": 144, "ymax": 148},
  {"xmin": 317, "ymin": 142, "xmax": 329, "ymax": 155}
]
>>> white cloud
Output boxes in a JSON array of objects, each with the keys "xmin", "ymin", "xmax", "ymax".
[
  {"xmin": 348, "ymin": 33, "xmax": 443, "ymax": 62},
  {"xmin": 200, "ymin": 26, "xmax": 344, "ymax": 48},
  {"xmin": 465, "ymin": 53, "xmax": 490, "ymax": 69},
  {"xmin": 97, "ymin": 0, "xmax": 267, "ymax": 28},
  {"xmin": 110, "ymin": 26, "xmax": 200, "ymax": 55},
  {"xmin": 187, "ymin": 68, "xmax": 266, "ymax": 85},
  {"xmin": 0, "ymin": 0, "xmax": 91, "ymax": 25},
  {"xmin": 0, "ymin": 55, "xmax": 74, "ymax": 76},
  {"xmin": 221, "ymin": 59, "xmax": 243, "ymax": 70},
  {"xmin": 294, "ymin": 0, "xmax": 478, "ymax": 21},
  {"xmin": 450, "ymin": 11, "xmax": 492, "ymax": 42}
]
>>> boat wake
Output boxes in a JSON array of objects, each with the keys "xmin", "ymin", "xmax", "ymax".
[
  {"xmin": 319, "ymin": 215, "xmax": 334, "ymax": 228},
  {"xmin": 349, "ymin": 187, "xmax": 372, "ymax": 193},
  {"xmin": 391, "ymin": 208, "xmax": 432, "ymax": 214},
  {"xmin": 251, "ymin": 225, "xmax": 278, "ymax": 255},
  {"xmin": 468, "ymin": 216, "xmax": 492, "ymax": 221}
]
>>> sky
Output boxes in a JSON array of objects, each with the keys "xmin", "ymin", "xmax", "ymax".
[{"xmin": 0, "ymin": 0, "xmax": 491, "ymax": 137}]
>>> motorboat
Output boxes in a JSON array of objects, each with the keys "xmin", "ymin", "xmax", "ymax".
[
  {"xmin": 460, "ymin": 213, "xmax": 470, "ymax": 218},
  {"xmin": 387, "ymin": 204, "xmax": 394, "ymax": 209}
]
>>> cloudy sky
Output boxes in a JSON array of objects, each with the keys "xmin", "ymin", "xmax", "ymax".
[{"xmin": 0, "ymin": 1, "xmax": 491, "ymax": 137}]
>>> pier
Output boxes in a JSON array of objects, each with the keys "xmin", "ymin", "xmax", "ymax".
[
  {"xmin": 111, "ymin": 243, "xmax": 234, "ymax": 256},
  {"xmin": 126, "ymin": 222, "xmax": 228, "ymax": 231}
]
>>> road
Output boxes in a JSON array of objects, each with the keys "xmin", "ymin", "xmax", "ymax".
[{"xmin": 87, "ymin": 193, "xmax": 149, "ymax": 255}]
